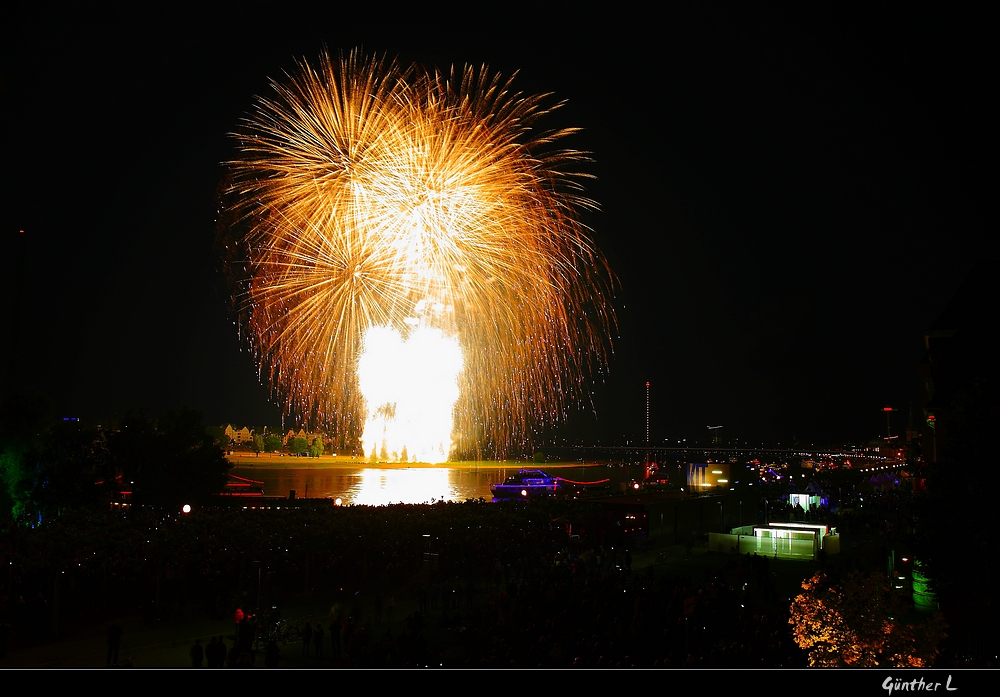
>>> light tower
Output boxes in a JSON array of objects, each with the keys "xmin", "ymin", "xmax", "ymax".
[
  {"xmin": 645, "ymin": 381, "xmax": 650, "ymax": 465},
  {"xmin": 645, "ymin": 381, "xmax": 650, "ymax": 444},
  {"xmin": 708, "ymin": 425, "xmax": 723, "ymax": 445},
  {"xmin": 882, "ymin": 406, "xmax": 896, "ymax": 439}
]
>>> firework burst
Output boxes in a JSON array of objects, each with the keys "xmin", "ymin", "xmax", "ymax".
[{"xmin": 218, "ymin": 50, "xmax": 615, "ymax": 460}]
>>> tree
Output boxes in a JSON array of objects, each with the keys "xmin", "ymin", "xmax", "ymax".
[
  {"xmin": 790, "ymin": 571, "xmax": 947, "ymax": 667},
  {"xmin": 0, "ymin": 446, "xmax": 30, "ymax": 524},
  {"xmin": 309, "ymin": 438, "xmax": 323, "ymax": 458},
  {"xmin": 205, "ymin": 425, "xmax": 229, "ymax": 449},
  {"xmin": 288, "ymin": 437, "xmax": 308, "ymax": 456},
  {"xmin": 108, "ymin": 408, "xmax": 230, "ymax": 507},
  {"xmin": 28, "ymin": 422, "xmax": 116, "ymax": 517},
  {"xmin": 263, "ymin": 434, "xmax": 283, "ymax": 453},
  {"xmin": 252, "ymin": 433, "xmax": 265, "ymax": 456},
  {"xmin": 0, "ymin": 390, "xmax": 53, "ymax": 523}
]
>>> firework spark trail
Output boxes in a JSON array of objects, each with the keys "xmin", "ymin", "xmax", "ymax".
[{"xmin": 219, "ymin": 50, "xmax": 616, "ymax": 460}]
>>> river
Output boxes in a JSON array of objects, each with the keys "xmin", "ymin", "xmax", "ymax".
[{"xmin": 226, "ymin": 460, "xmax": 651, "ymax": 505}]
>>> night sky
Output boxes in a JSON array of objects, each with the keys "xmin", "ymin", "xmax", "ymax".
[{"xmin": 1, "ymin": 4, "xmax": 987, "ymax": 449}]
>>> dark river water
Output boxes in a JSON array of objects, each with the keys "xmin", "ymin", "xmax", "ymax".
[{"xmin": 227, "ymin": 462, "xmax": 651, "ymax": 505}]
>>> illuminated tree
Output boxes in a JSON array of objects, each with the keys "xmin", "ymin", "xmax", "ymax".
[
  {"xmin": 0, "ymin": 390, "xmax": 51, "ymax": 523},
  {"xmin": 790, "ymin": 571, "xmax": 946, "ymax": 667},
  {"xmin": 263, "ymin": 434, "xmax": 283, "ymax": 453}
]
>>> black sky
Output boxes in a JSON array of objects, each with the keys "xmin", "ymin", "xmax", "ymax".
[{"xmin": 1, "ymin": 4, "xmax": 987, "ymax": 448}]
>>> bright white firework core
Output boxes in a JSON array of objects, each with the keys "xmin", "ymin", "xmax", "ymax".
[{"xmin": 358, "ymin": 324, "xmax": 463, "ymax": 464}]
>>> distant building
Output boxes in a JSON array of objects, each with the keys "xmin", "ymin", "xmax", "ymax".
[
  {"xmin": 916, "ymin": 260, "xmax": 998, "ymax": 464},
  {"xmin": 785, "ymin": 480, "xmax": 829, "ymax": 511},
  {"xmin": 687, "ymin": 463, "xmax": 730, "ymax": 490},
  {"xmin": 224, "ymin": 424, "xmax": 254, "ymax": 444},
  {"xmin": 719, "ymin": 522, "xmax": 840, "ymax": 560},
  {"xmin": 283, "ymin": 428, "xmax": 327, "ymax": 446}
]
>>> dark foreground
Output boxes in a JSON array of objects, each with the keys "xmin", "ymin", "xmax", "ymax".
[{"xmin": 0, "ymin": 496, "xmax": 987, "ymax": 668}]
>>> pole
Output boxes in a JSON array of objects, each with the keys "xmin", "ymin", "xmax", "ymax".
[
  {"xmin": 645, "ymin": 381, "xmax": 650, "ymax": 465},
  {"xmin": 256, "ymin": 564, "xmax": 262, "ymax": 616},
  {"xmin": 645, "ymin": 381, "xmax": 650, "ymax": 444}
]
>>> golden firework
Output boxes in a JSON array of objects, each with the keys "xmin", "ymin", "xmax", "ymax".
[{"xmin": 218, "ymin": 50, "xmax": 615, "ymax": 459}]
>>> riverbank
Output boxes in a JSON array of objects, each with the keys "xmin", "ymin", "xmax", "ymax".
[{"xmin": 226, "ymin": 452, "xmax": 598, "ymax": 470}]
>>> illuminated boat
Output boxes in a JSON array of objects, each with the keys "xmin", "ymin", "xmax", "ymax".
[
  {"xmin": 490, "ymin": 470, "xmax": 560, "ymax": 498},
  {"xmin": 218, "ymin": 473, "xmax": 265, "ymax": 497},
  {"xmin": 490, "ymin": 469, "xmax": 610, "ymax": 499}
]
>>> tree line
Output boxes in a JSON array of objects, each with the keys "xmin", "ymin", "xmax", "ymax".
[{"xmin": 0, "ymin": 392, "xmax": 230, "ymax": 525}]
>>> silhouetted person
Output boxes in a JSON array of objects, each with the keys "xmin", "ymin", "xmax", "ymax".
[
  {"xmin": 301, "ymin": 621, "xmax": 313, "ymax": 657},
  {"xmin": 329, "ymin": 620, "xmax": 340, "ymax": 659},
  {"xmin": 189, "ymin": 638, "xmax": 204, "ymax": 667},
  {"xmin": 217, "ymin": 636, "xmax": 228, "ymax": 667},
  {"xmin": 107, "ymin": 621, "xmax": 122, "ymax": 666},
  {"xmin": 233, "ymin": 607, "xmax": 244, "ymax": 642},
  {"xmin": 313, "ymin": 622, "xmax": 324, "ymax": 659},
  {"xmin": 205, "ymin": 636, "xmax": 219, "ymax": 667},
  {"xmin": 238, "ymin": 615, "xmax": 254, "ymax": 651},
  {"xmin": 264, "ymin": 639, "xmax": 280, "ymax": 667}
]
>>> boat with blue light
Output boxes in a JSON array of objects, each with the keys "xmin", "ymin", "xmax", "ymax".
[{"xmin": 490, "ymin": 469, "xmax": 610, "ymax": 499}]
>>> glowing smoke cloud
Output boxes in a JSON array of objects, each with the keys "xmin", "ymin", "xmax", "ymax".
[{"xmin": 358, "ymin": 325, "xmax": 462, "ymax": 463}]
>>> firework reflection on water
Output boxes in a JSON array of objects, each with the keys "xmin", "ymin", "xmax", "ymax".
[{"xmin": 242, "ymin": 464, "xmax": 640, "ymax": 505}]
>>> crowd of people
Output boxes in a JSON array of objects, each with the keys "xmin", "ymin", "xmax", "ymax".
[{"xmin": 0, "ymin": 478, "xmax": 982, "ymax": 668}]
